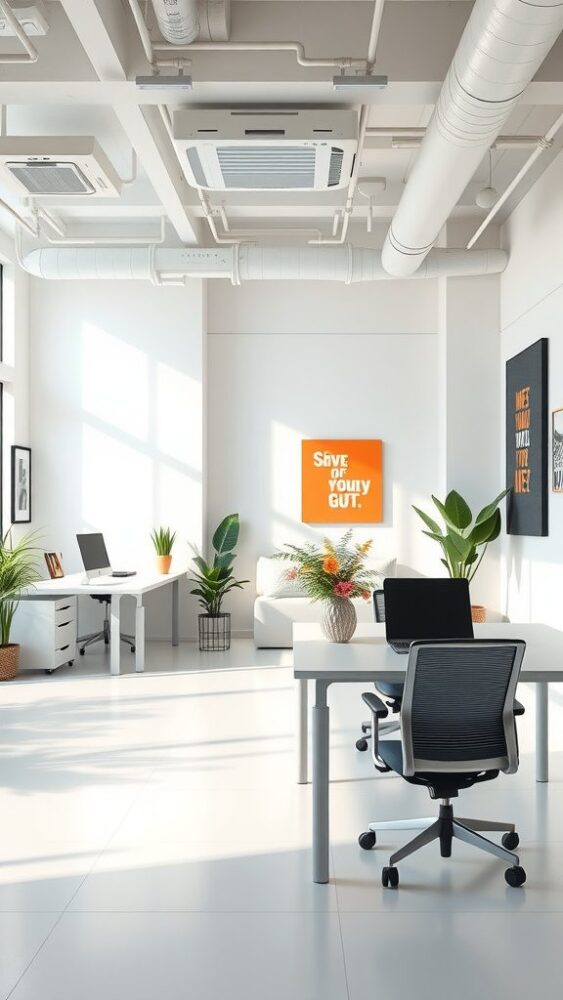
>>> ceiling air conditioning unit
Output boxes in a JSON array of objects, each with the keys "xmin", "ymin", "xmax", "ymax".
[
  {"xmin": 0, "ymin": 1, "xmax": 49, "ymax": 36},
  {"xmin": 172, "ymin": 109, "xmax": 358, "ymax": 191},
  {"xmin": 0, "ymin": 137, "xmax": 122, "ymax": 198}
]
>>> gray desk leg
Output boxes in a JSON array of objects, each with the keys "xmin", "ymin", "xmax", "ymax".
[
  {"xmin": 172, "ymin": 579, "xmax": 179, "ymax": 647},
  {"xmin": 313, "ymin": 680, "xmax": 330, "ymax": 884},
  {"xmin": 135, "ymin": 599, "xmax": 145, "ymax": 673},
  {"xmin": 297, "ymin": 679, "xmax": 308, "ymax": 784},
  {"xmin": 110, "ymin": 595, "xmax": 121, "ymax": 676},
  {"xmin": 536, "ymin": 682, "xmax": 549, "ymax": 783}
]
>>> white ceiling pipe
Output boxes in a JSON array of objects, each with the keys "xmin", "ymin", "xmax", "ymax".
[
  {"xmin": 381, "ymin": 0, "xmax": 563, "ymax": 277},
  {"xmin": 150, "ymin": 0, "xmax": 199, "ymax": 46},
  {"xmin": 0, "ymin": 0, "xmax": 39, "ymax": 63},
  {"xmin": 21, "ymin": 245, "xmax": 507, "ymax": 284}
]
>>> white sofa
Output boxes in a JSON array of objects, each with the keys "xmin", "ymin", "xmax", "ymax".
[{"xmin": 254, "ymin": 555, "xmax": 397, "ymax": 648}]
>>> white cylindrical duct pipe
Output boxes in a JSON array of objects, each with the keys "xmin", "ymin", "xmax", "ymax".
[
  {"xmin": 150, "ymin": 0, "xmax": 199, "ymax": 45},
  {"xmin": 381, "ymin": 0, "xmax": 563, "ymax": 277},
  {"xmin": 21, "ymin": 245, "xmax": 508, "ymax": 283}
]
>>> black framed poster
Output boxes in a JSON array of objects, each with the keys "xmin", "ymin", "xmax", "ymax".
[
  {"xmin": 506, "ymin": 339, "xmax": 548, "ymax": 536},
  {"xmin": 11, "ymin": 445, "xmax": 31, "ymax": 524}
]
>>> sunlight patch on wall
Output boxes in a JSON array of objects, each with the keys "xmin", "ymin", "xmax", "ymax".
[{"xmin": 81, "ymin": 323, "xmax": 149, "ymax": 441}]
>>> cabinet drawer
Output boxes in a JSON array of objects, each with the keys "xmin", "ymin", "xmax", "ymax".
[
  {"xmin": 55, "ymin": 603, "xmax": 75, "ymax": 626},
  {"xmin": 55, "ymin": 643, "xmax": 74, "ymax": 668},
  {"xmin": 55, "ymin": 620, "xmax": 76, "ymax": 651}
]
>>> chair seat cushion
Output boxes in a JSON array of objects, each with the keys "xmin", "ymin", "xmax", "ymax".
[{"xmin": 376, "ymin": 681, "xmax": 404, "ymax": 701}]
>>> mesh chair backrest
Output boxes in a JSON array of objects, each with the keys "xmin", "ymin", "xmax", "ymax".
[
  {"xmin": 373, "ymin": 590, "xmax": 386, "ymax": 623},
  {"xmin": 401, "ymin": 641, "xmax": 525, "ymax": 775}
]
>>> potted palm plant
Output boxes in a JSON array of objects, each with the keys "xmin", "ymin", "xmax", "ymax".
[
  {"xmin": 189, "ymin": 514, "xmax": 248, "ymax": 651},
  {"xmin": 413, "ymin": 488, "xmax": 509, "ymax": 622},
  {"xmin": 0, "ymin": 528, "xmax": 41, "ymax": 681},
  {"xmin": 151, "ymin": 526, "xmax": 176, "ymax": 574}
]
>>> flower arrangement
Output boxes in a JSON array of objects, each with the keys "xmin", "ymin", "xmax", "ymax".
[{"xmin": 273, "ymin": 531, "xmax": 377, "ymax": 603}]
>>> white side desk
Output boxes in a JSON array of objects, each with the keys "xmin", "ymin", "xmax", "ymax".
[
  {"xmin": 21, "ymin": 568, "xmax": 186, "ymax": 675},
  {"xmin": 293, "ymin": 622, "xmax": 563, "ymax": 883}
]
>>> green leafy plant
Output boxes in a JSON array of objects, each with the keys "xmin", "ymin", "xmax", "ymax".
[
  {"xmin": 0, "ymin": 529, "xmax": 41, "ymax": 646},
  {"xmin": 273, "ymin": 531, "xmax": 378, "ymax": 603},
  {"xmin": 151, "ymin": 526, "xmax": 176, "ymax": 556},
  {"xmin": 189, "ymin": 514, "xmax": 249, "ymax": 616},
  {"xmin": 413, "ymin": 489, "xmax": 509, "ymax": 583}
]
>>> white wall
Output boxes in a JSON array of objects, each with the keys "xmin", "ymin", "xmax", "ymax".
[
  {"xmin": 28, "ymin": 277, "xmax": 206, "ymax": 639},
  {"xmin": 207, "ymin": 273, "xmax": 445, "ymax": 632},
  {"xmin": 0, "ymin": 232, "xmax": 30, "ymax": 535},
  {"xmin": 500, "ymin": 146, "xmax": 563, "ymax": 628}
]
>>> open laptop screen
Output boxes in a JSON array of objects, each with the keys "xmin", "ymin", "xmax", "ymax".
[
  {"xmin": 383, "ymin": 578, "xmax": 474, "ymax": 642},
  {"xmin": 77, "ymin": 533, "xmax": 111, "ymax": 573}
]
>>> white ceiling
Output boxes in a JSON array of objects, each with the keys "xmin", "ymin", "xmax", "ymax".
[{"xmin": 0, "ymin": 0, "xmax": 562, "ymax": 247}]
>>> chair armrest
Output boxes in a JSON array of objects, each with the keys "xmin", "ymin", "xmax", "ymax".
[
  {"xmin": 513, "ymin": 700, "xmax": 525, "ymax": 717},
  {"xmin": 361, "ymin": 691, "xmax": 389, "ymax": 719}
]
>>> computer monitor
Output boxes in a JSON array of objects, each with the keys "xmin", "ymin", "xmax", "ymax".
[
  {"xmin": 77, "ymin": 533, "xmax": 111, "ymax": 579},
  {"xmin": 383, "ymin": 578, "xmax": 474, "ymax": 647}
]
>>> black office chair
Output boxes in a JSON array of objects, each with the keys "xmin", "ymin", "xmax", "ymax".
[
  {"xmin": 355, "ymin": 589, "xmax": 403, "ymax": 752},
  {"xmin": 358, "ymin": 639, "xmax": 527, "ymax": 888},
  {"xmin": 78, "ymin": 595, "xmax": 135, "ymax": 656}
]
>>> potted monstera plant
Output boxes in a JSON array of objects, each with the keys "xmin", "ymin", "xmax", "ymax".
[
  {"xmin": 0, "ymin": 528, "xmax": 41, "ymax": 681},
  {"xmin": 413, "ymin": 488, "xmax": 509, "ymax": 622},
  {"xmin": 189, "ymin": 514, "xmax": 248, "ymax": 651}
]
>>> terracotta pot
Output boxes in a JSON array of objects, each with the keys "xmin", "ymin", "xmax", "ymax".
[
  {"xmin": 471, "ymin": 604, "xmax": 487, "ymax": 624},
  {"xmin": 156, "ymin": 554, "xmax": 172, "ymax": 575},
  {"xmin": 321, "ymin": 598, "xmax": 357, "ymax": 643},
  {"xmin": 0, "ymin": 644, "xmax": 19, "ymax": 681}
]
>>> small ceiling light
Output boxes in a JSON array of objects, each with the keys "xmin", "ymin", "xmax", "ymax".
[
  {"xmin": 475, "ymin": 149, "xmax": 498, "ymax": 209},
  {"xmin": 135, "ymin": 73, "xmax": 193, "ymax": 91},
  {"xmin": 332, "ymin": 74, "xmax": 388, "ymax": 92}
]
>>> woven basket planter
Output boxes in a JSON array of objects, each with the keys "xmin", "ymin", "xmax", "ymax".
[
  {"xmin": 321, "ymin": 598, "xmax": 357, "ymax": 643},
  {"xmin": 0, "ymin": 644, "xmax": 19, "ymax": 682},
  {"xmin": 198, "ymin": 613, "xmax": 231, "ymax": 652}
]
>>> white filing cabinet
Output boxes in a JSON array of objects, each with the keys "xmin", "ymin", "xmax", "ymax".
[{"xmin": 12, "ymin": 597, "xmax": 77, "ymax": 673}]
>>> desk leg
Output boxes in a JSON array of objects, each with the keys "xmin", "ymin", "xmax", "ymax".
[
  {"xmin": 313, "ymin": 680, "xmax": 330, "ymax": 884},
  {"xmin": 135, "ymin": 599, "xmax": 145, "ymax": 673},
  {"xmin": 536, "ymin": 682, "xmax": 549, "ymax": 783},
  {"xmin": 110, "ymin": 596, "xmax": 121, "ymax": 676},
  {"xmin": 172, "ymin": 579, "xmax": 179, "ymax": 647},
  {"xmin": 297, "ymin": 679, "xmax": 308, "ymax": 784}
]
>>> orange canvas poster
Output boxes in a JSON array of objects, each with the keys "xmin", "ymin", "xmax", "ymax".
[{"xmin": 302, "ymin": 440, "xmax": 383, "ymax": 523}]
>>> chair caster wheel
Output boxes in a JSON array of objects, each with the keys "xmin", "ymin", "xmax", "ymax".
[
  {"xmin": 44, "ymin": 669, "xmax": 55, "ymax": 675},
  {"xmin": 79, "ymin": 648, "xmax": 85, "ymax": 656},
  {"xmin": 104, "ymin": 639, "xmax": 110, "ymax": 645},
  {"xmin": 505, "ymin": 866, "xmax": 526, "ymax": 887},
  {"xmin": 68, "ymin": 660, "xmax": 74, "ymax": 667},
  {"xmin": 131, "ymin": 646, "xmax": 136, "ymax": 653},
  {"xmin": 502, "ymin": 832, "xmax": 519, "ymax": 850},
  {"xmin": 358, "ymin": 830, "xmax": 376, "ymax": 850},
  {"xmin": 382, "ymin": 866, "xmax": 399, "ymax": 888},
  {"xmin": 356, "ymin": 738, "xmax": 369, "ymax": 752}
]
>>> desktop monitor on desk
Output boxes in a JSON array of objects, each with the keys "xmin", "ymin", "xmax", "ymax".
[{"xmin": 76, "ymin": 533, "xmax": 135, "ymax": 582}]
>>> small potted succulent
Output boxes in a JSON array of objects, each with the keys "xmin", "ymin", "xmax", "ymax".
[
  {"xmin": 274, "ymin": 532, "xmax": 377, "ymax": 643},
  {"xmin": 413, "ymin": 488, "xmax": 509, "ymax": 622},
  {"xmin": 0, "ymin": 528, "xmax": 41, "ymax": 681},
  {"xmin": 151, "ymin": 526, "xmax": 176, "ymax": 575},
  {"xmin": 189, "ymin": 514, "xmax": 248, "ymax": 651}
]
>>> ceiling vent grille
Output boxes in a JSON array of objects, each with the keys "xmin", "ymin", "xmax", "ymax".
[
  {"xmin": 0, "ymin": 138, "xmax": 122, "ymax": 198},
  {"xmin": 172, "ymin": 109, "xmax": 357, "ymax": 191}
]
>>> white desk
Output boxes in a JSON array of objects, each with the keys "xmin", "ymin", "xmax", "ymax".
[
  {"xmin": 293, "ymin": 622, "xmax": 563, "ymax": 883},
  {"xmin": 22, "ymin": 569, "xmax": 186, "ymax": 675}
]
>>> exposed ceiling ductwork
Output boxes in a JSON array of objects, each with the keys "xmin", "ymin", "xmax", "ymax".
[
  {"xmin": 21, "ymin": 244, "xmax": 507, "ymax": 285},
  {"xmin": 381, "ymin": 0, "xmax": 563, "ymax": 277},
  {"xmin": 150, "ymin": 0, "xmax": 199, "ymax": 46}
]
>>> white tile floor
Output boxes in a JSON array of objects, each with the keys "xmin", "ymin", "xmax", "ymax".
[{"xmin": 1, "ymin": 640, "xmax": 562, "ymax": 999}]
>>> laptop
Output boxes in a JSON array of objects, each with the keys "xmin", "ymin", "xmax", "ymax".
[
  {"xmin": 76, "ymin": 533, "xmax": 136, "ymax": 584},
  {"xmin": 383, "ymin": 578, "xmax": 474, "ymax": 654}
]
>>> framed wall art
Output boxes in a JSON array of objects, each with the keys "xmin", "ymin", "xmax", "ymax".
[
  {"xmin": 302, "ymin": 439, "xmax": 383, "ymax": 524},
  {"xmin": 505, "ymin": 339, "xmax": 548, "ymax": 536},
  {"xmin": 11, "ymin": 446, "xmax": 32, "ymax": 524}
]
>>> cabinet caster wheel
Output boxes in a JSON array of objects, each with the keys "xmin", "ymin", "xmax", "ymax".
[
  {"xmin": 79, "ymin": 648, "xmax": 85, "ymax": 656},
  {"xmin": 44, "ymin": 669, "xmax": 55, "ymax": 675},
  {"xmin": 502, "ymin": 831, "xmax": 519, "ymax": 850},
  {"xmin": 382, "ymin": 866, "xmax": 399, "ymax": 888},
  {"xmin": 67, "ymin": 660, "xmax": 74, "ymax": 667},
  {"xmin": 356, "ymin": 738, "xmax": 369, "ymax": 752},
  {"xmin": 505, "ymin": 865, "xmax": 526, "ymax": 887},
  {"xmin": 358, "ymin": 830, "xmax": 376, "ymax": 850}
]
